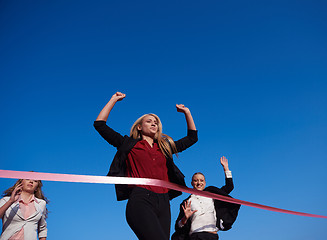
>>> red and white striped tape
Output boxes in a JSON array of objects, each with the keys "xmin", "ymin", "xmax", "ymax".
[{"xmin": 0, "ymin": 169, "xmax": 326, "ymax": 219}]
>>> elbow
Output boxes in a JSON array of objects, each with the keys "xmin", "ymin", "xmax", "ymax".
[
  {"xmin": 93, "ymin": 120, "xmax": 106, "ymax": 130},
  {"xmin": 228, "ymin": 183, "xmax": 234, "ymax": 193},
  {"xmin": 187, "ymin": 129, "xmax": 198, "ymax": 143}
]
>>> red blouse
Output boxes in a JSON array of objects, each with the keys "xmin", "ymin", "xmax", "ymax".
[{"xmin": 126, "ymin": 139, "xmax": 169, "ymax": 193}]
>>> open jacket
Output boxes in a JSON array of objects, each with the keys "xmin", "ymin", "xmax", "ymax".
[
  {"xmin": 0, "ymin": 197, "xmax": 47, "ymax": 240},
  {"xmin": 171, "ymin": 178, "xmax": 240, "ymax": 240},
  {"xmin": 94, "ymin": 120, "xmax": 198, "ymax": 201}
]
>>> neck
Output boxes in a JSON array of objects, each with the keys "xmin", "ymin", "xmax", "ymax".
[
  {"xmin": 142, "ymin": 135, "xmax": 154, "ymax": 146},
  {"xmin": 20, "ymin": 191, "xmax": 34, "ymax": 202}
]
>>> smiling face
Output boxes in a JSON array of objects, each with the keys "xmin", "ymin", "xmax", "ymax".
[
  {"xmin": 137, "ymin": 115, "xmax": 159, "ymax": 138},
  {"xmin": 191, "ymin": 173, "xmax": 206, "ymax": 191},
  {"xmin": 21, "ymin": 179, "xmax": 39, "ymax": 194}
]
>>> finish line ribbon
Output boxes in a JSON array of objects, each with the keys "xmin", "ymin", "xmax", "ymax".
[{"xmin": 0, "ymin": 169, "xmax": 326, "ymax": 219}]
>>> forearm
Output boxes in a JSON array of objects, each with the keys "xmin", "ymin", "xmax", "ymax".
[
  {"xmin": 223, "ymin": 165, "xmax": 230, "ymax": 171},
  {"xmin": 39, "ymin": 238, "xmax": 46, "ymax": 240},
  {"xmin": 220, "ymin": 156, "xmax": 234, "ymax": 193},
  {"xmin": 96, "ymin": 99, "xmax": 117, "ymax": 121},
  {"xmin": 0, "ymin": 200, "xmax": 13, "ymax": 218},
  {"xmin": 184, "ymin": 110, "xmax": 196, "ymax": 130}
]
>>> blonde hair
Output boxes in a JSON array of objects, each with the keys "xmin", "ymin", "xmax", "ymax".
[
  {"xmin": 130, "ymin": 113, "xmax": 178, "ymax": 158},
  {"xmin": 192, "ymin": 172, "xmax": 205, "ymax": 181},
  {"xmin": 3, "ymin": 178, "xmax": 49, "ymax": 218}
]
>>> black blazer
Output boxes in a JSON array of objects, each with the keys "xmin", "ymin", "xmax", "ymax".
[
  {"xmin": 171, "ymin": 178, "xmax": 241, "ymax": 240},
  {"xmin": 94, "ymin": 120, "xmax": 198, "ymax": 201}
]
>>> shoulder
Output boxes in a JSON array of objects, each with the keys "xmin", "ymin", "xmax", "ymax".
[
  {"xmin": 204, "ymin": 186, "xmax": 219, "ymax": 191},
  {"xmin": 204, "ymin": 186, "xmax": 224, "ymax": 194},
  {"xmin": 35, "ymin": 198, "xmax": 47, "ymax": 207},
  {"xmin": 180, "ymin": 195, "xmax": 191, "ymax": 205},
  {"xmin": 205, "ymin": 186, "xmax": 230, "ymax": 197},
  {"xmin": 0, "ymin": 196, "xmax": 10, "ymax": 202},
  {"xmin": 121, "ymin": 137, "xmax": 140, "ymax": 149}
]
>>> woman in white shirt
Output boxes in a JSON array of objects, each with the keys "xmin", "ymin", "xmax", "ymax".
[
  {"xmin": 0, "ymin": 178, "xmax": 48, "ymax": 240},
  {"xmin": 172, "ymin": 157, "xmax": 240, "ymax": 240}
]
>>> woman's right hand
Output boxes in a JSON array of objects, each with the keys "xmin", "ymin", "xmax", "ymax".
[
  {"xmin": 111, "ymin": 92, "xmax": 126, "ymax": 102},
  {"xmin": 182, "ymin": 200, "xmax": 197, "ymax": 220},
  {"xmin": 9, "ymin": 183, "xmax": 22, "ymax": 203}
]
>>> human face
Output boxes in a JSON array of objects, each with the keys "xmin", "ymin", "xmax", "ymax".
[
  {"xmin": 138, "ymin": 115, "xmax": 159, "ymax": 138},
  {"xmin": 191, "ymin": 174, "xmax": 206, "ymax": 191},
  {"xmin": 21, "ymin": 179, "xmax": 39, "ymax": 194}
]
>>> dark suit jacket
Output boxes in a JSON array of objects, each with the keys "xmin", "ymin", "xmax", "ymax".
[
  {"xmin": 94, "ymin": 120, "xmax": 198, "ymax": 201},
  {"xmin": 171, "ymin": 178, "xmax": 241, "ymax": 240}
]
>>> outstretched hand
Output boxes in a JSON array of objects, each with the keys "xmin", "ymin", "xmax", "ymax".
[
  {"xmin": 111, "ymin": 92, "xmax": 126, "ymax": 102},
  {"xmin": 182, "ymin": 200, "xmax": 197, "ymax": 220},
  {"xmin": 176, "ymin": 104, "xmax": 190, "ymax": 114},
  {"xmin": 220, "ymin": 156, "xmax": 229, "ymax": 171}
]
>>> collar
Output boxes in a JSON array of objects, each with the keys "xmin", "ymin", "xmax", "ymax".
[
  {"xmin": 17, "ymin": 194, "xmax": 39, "ymax": 204},
  {"xmin": 139, "ymin": 139, "xmax": 158, "ymax": 148}
]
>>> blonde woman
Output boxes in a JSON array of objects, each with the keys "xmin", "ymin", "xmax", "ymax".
[
  {"xmin": 0, "ymin": 179, "xmax": 48, "ymax": 240},
  {"xmin": 94, "ymin": 92, "xmax": 198, "ymax": 240}
]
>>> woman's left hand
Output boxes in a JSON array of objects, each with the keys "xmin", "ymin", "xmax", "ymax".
[
  {"xmin": 176, "ymin": 104, "xmax": 190, "ymax": 114},
  {"xmin": 176, "ymin": 104, "xmax": 196, "ymax": 130},
  {"xmin": 220, "ymin": 156, "xmax": 230, "ymax": 171},
  {"xmin": 9, "ymin": 183, "xmax": 22, "ymax": 204}
]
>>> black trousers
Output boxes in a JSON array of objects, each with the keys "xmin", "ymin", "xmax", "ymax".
[
  {"xmin": 190, "ymin": 232, "xmax": 219, "ymax": 240},
  {"xmin": 126, "ymin": 187, "xmax": 171, "ymax": 240}
]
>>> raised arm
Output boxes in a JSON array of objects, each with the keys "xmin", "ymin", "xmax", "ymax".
[
  {"xmin": 0, "ymin": 183, "xmax": 22, "ymax": 218},
  {"xmin": 94, "ymin": 92, "xmax": 126, "ymax": 148},
  {"xmin": 96, "ymin": 92, "xmax": 126, "ymax": 121},
  {"xmin": 176, "ymin": 104, "xmax": 196, "ymax": 130},
  {"xmin": 173, "ymin": 104, "xmax": 198, "ymax": 153},
  {"xmin": 220, "ymin": 156, "xmax": 234, "ymax": 194}
]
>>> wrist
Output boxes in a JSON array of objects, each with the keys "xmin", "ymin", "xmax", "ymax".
[
  {"xmin": 183, "ymin": 109, "xmax": 191, "ymax": 115},
  {"xmin": 182, "ymin": 216, "xmax": 188, "ymax": 225},
  {"xmin": 225, "ymin": 170, "xmax": 232, "ymax": 178},
  {"xmin": 109, "ymin": 98, "xmax": 118, "ymax": 103}
]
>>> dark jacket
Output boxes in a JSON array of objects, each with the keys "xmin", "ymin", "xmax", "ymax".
[
  {"xmin": 171, "ymin": 178, "xmax": 241, "ymax": 240},
  {"xmin": 94, "ymin": 120, "xmax": 198, "ymax": 201}
]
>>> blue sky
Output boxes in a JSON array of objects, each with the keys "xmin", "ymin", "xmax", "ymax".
[{"xmin": 1, "ymin": 0, "xmax": 326, "ymax": 239}]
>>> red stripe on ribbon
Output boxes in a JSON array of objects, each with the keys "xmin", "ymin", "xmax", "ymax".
[{"xmin": 0, "ymin": 169, "xmax": 326, "ymax": 219}]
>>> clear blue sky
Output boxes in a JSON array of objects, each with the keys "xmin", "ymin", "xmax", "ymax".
[{"xmin": 1, "ymin": 1, "xmax": 326, "ymax": 239}]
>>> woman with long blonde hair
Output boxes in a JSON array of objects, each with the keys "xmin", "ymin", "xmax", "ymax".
[
  {"xmin": 0, "ymin": 179, "xmax": 48, "ymax": 240},
  {"xmin": 94, "ymin": 92, "xmax": 198, "ymax": 240}
]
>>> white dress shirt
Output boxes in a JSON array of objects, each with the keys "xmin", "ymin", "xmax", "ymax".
[{"xmin": 188, "ymin": 194, "xmax": 218, "ymax": 234}]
